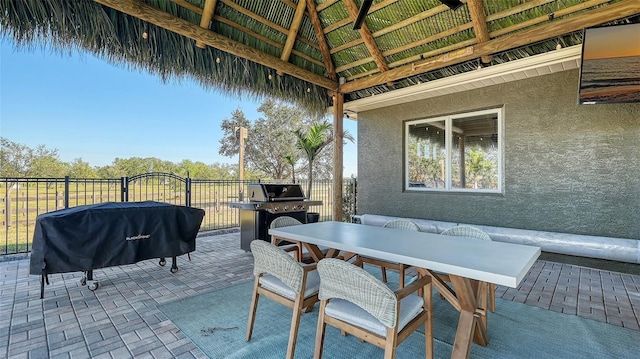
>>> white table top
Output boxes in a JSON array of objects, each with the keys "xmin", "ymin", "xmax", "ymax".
[{"xmin": 269, "ymin": 221, "xmax": 541, "ymax": 288}]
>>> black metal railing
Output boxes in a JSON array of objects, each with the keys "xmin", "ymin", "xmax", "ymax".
[{"xmin": 0, "ymin": 174, "xmax": 357, "ymax": 255}]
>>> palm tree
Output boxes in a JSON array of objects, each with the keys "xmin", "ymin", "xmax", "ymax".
[
  {"xmin": 294, "ymin": 121, "xmax": 354, "ymax": 199},
  {"xmin": 284, "ymin": 154, "xmax": 297, "ymax": 183}
]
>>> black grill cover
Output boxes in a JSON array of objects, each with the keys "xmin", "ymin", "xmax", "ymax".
[{"xmin": 30, "ymin": 201, "xmax": 205, "ymax": 275}]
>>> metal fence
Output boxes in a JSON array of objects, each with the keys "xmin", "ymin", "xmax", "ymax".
[{"xmin": 0, "ymin": 174, "xmax": 357, "ymax": 255}]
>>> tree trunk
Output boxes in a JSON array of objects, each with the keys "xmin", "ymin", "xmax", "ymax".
[{"xmin": 307, "ymin": 165, "xmax": 313, "ymax": 199}]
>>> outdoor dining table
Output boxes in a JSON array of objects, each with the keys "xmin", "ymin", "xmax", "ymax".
[{"xmin": 269, "ymin": 221, "xmax": 541, "ymax": 359}]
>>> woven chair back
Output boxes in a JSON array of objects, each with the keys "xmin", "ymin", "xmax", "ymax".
[
  {"xmin": 383, "ymin": 219, "xmax": 420, "ymax": 232},
  {"xmin": 250, "ymin": 240, "xmax": 305, "ymax": 293},
  {"xmin": 441, "ymin": 226, "xmax": 491, "ymax": 241},
  {"xmin": 317, "ymin": 258, "xmax": 398, "ymax": 328}
]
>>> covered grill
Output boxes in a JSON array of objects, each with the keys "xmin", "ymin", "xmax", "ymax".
[
  {"xmin": 230, "ymin": 183, "xmax": 322, "ymax": 251},
  {"xmin": 30, "ymin": 201, "xmax": 205, "ymax": 297}
]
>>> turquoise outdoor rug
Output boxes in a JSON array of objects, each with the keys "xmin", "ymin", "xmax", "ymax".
[{"xmin": 158, "ymin": 275, "xmax": 638, "ymax": 358}]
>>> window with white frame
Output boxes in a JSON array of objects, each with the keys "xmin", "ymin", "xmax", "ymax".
[{"xmin": 405, "ymin": 108, "xmax": 503, "ymax": 193}]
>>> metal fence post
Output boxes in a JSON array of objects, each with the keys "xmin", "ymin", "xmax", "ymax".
[
  {"xmin": 4, "ymin": 190, "xmax": 10, "ymax": 228},
  {"xmin": 121, "ymin": 177, "xmax": 128, "ymax": 202},
  {"xmin": 351, "ymin": 177, "xmax": 357, "ymax": 216},
  {"xmin": 186, "ymin": 176, "xmax": 191, "ymax": 207},
  {"xmin": 64, "ymin": 176, "xmax": 70, "ymax": 209}
]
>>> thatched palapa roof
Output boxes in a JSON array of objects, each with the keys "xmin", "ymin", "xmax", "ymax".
[{"xmin": 1, "ymin": 0, "xmax": 638, "ymax": 116}]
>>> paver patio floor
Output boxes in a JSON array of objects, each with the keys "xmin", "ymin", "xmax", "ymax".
[{"xmin": 1, "ymin": 231, "xmax": 638, "ymax": 358}]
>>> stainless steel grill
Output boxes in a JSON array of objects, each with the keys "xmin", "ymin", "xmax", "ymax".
[{"xmin": 230, "ymin": 183, "xmax": 322, "ymax": 251}]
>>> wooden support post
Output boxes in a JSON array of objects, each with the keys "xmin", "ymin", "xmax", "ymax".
[
  {"xmin": 4, "ymin": 195, "xmax": 10, "ymax": 227},
  {"xmin": 332, "ymin": 93, "xmax": 344, "ymax": 221},
  {"xmin": 236, "ymin": 127, "xmax": 248, "ymax": 201}
]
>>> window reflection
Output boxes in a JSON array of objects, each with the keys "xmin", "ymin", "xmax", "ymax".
[{"xmin": 406, "ymin": 108, "xmax": 502, "ymax": 192}]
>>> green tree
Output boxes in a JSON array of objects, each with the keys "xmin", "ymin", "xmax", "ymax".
[
  {"xmin": 219, "ymin": 100, "xmax": 303, "ymax": 179},
  {"xmin": 294, "ymin": 120, "xmax": 354, "ymax": 198},
  {"xmin": 96, "ymin": 165, "xmax": 125, "ymax": 179},
  {"xmin": 29, "ymin": 155, "xmax": 68, "ymax": 178},
  {"xmin": 68, "ymin": 158, "xmax": 98, "ymax": 178},
  {"xmin": 0, "ymin": 138, "xmax": 63, "ymax": 177},
  {"xmin": 284, "ymin": 154, "xmax": 298, "ymax": 183},
  {"xmin": 111, "ymin": 157, "xmax": 175, "ymax": 177},
  {"xmin": 466, "ymin": 148, "xmax": 495, "ymax": 189}
]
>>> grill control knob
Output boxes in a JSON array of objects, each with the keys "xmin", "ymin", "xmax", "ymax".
[
  {"xmin": 284, "ymin": 206, "xmax": 288, "ymax": 211},
  {"xmin": 273, "ymin": 206, "xmax": 279, "ymax": 212}
]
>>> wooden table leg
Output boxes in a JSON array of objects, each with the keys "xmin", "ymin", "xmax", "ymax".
[
  {"xmin": 423, "ymin": 269, "xmax": 461, "ymax": 312},
  {"xmin": 449, "ymin": 275, "xmax": 489, "ymax": 359},
  {"xmin": 302, "ymin": 242, "xmax": 326, "ymax": 263}
]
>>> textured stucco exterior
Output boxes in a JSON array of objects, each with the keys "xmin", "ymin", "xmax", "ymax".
[{"xmin": 357, "ymin": 69, "xmax": 640, "ymax": 239}]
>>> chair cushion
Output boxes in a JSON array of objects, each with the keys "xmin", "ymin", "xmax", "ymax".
[
  {"xmin": 301, "ymin": 245, "xmax": 331, "ymax": 257},
  {"xmin": 324, "ymin": 294, "xmax": 424, "ymax": 337},
  {"xmin": 259, "ymin": 270, "xmax": 320, "ymax": 300}
]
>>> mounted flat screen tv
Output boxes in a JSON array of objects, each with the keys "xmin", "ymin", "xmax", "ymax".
[{"xmin": 578, "ymin": 22, "xmax": 640, "ymax": 104}]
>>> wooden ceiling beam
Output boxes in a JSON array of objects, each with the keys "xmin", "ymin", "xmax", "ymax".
[
  {"xmin": 317, "ymin": 0, "xmax": 339, "ymax": 12},
  {"xmin": 324, "ymin": 18, "xmax": 351, "ymax": 34},
  {"xmin": 93, "ymin": 0, "xmax": 337, "ymax": 90},
  {"xmin": 343, "ymin": 0, "xmax": 389, "ymax": 73},
  {"xmin": 169, "ymin": 0, "xmax": 202, "ymax": 14},
  {"xmin": 195, "ymin": 0, "xmax": 217, "ymax": 49},
  {"xmin": 305, "ymin": 0, "xmax": 337, "ymax": 81},
  {"xmin": 467, "ymin": 0, "xmax": 492, "ymax": 63},
  {"xmin": 339, "ymin": 0, "xmax": 640, "ymax": 93},
  {"xmin": 278, "ymin": 0, "xmax": 307, "ymax": 75}
]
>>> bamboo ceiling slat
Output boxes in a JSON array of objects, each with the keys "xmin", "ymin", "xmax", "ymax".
[
  {"xmin": 373, "ymin": 3, "xmax": 451, "ymax": 38},
  {"xmin": 336, "ymin": 22, "xmax": 474, "ymax": 74},
  {"xmin": 219, "ymin": 0, "xmax": 320, "ymax": 51},
  {"xmin": 339, "ymin": 0, "xmax": 640, "ymax": 93},
  {"xmin": 490, "ymin": 0, "xmax": 612, "ymax": 38},
  {"xmin": 485, "ymin": 0, "xmax": 556, "ymax": 22},
  {"xmin": 214, "ymin": 15, "xmax": 324, "ymax": 67},
  {"xmin": 346, "ymin": 38, "xmax": 478, "ymax": 81}
]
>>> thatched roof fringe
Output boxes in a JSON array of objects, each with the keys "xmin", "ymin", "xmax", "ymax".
[{"xmin": 0, "ymin": 0, "xmax": 330, "ymax": 116}]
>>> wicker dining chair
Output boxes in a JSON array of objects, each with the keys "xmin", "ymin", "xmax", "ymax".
[
  {"xmin": 270, "ymin": 216, "xmax": 305, "ymax": 261},
  {"xmin": 246, "ymin": 240, "xmax": 321, "ymax": 359},
  {"xmin": 314, "ymin": 258, "xmax": 433, "ymax": 359},
  {"xmin": 359, "ymin": 219, "xmax": 420, "ymax": 288},
  {"xmin": 270, "ymin": 216, "xmax": 330, "ymax": 262},
  {"xmin": 440, "ymin": 225, "xmax": 496, "ymax": 312}
]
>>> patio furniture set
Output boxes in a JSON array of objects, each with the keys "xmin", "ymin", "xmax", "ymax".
[{"xmin": 247, "ymin": 217, "xmax": 541, "ymax": 359}]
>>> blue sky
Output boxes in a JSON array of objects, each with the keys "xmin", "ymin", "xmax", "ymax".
[{"xmin": 0, "ymin": 39, "xmax": 357, "ymax": 176}]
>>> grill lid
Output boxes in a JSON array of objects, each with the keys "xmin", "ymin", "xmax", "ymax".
[{"xmin": 247, "ymin": 183, "xmax": 306, "ymax": 202}]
